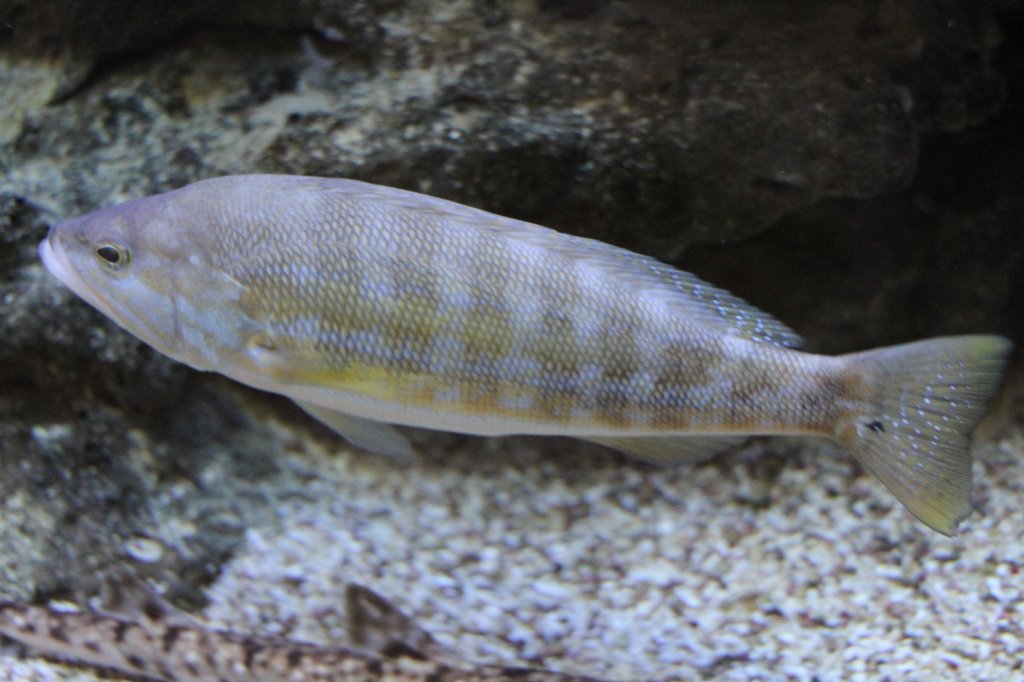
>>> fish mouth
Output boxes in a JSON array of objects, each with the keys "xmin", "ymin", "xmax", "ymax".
[
  {"xmin": 39, "ymin": 234, "xmax": 108, "ymax": 312},
  {"xmin": 39, "ymin": 233, "xmax": 182, "ymax": 358}
]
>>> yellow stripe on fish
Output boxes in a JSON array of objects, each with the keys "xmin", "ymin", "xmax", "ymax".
[{"xmin": 39, "ymin": 175, "xmax": 1012, "ymax": 534}]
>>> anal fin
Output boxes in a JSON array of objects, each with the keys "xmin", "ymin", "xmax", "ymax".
[{"xmin": 585, "ymin": 435, "xmax": 747, "ymax": 466}]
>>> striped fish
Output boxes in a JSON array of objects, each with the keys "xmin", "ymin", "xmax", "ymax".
[{"xmin": 38, "ymin": 175, "xmax": 1011, "ymax": 533}]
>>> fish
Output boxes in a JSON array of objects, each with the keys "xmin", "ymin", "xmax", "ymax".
[
  {"xmin": 38, "ymin": 174, "xmax": 1011, "ymax": 534},
  {"xmin": 0, "ymin": 572, "xmax": 603, "ymax": 681}
]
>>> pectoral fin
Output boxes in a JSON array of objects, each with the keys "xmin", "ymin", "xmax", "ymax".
[
  {"xmin": 296, "ymin": 401, "xmax": 416, "ymax": 460},
  {"xmin": 586, "ymin": 435, "xmax": 747, "ymax": 466}
]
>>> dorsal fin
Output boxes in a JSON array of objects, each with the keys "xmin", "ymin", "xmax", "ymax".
[
  {"xmin": 332, "ymin": 180, "xmax": 803, "ymax": 348},
  {"xmin": 602, "ymin": 248, "xmax": 804, "ymax": 348},
  {"xmin": 97, "ymin": 569, "xmax": 201, "ymax": 628},
  {"xmin": 345, "ymin": 583, "xmax": 463, "ymax": 665}
]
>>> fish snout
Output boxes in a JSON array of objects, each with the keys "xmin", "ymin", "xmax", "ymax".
[{"xmin": 39, "ymin": 232, "xmax": 80, "ymax": 292}]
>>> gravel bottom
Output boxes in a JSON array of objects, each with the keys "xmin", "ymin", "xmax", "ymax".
[{"xmin": 2, "ymin": 415, "xmax": 1023, "ymax": 682}]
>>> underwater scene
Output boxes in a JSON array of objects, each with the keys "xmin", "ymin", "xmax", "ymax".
[{"xmin": 1, "ymin": 2, "xmax": 1023, "ymax": 680}]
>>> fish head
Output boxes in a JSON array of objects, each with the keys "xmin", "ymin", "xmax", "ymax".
[{"xmin": 39, "ymin": 186, "xmax": 258, "ymax": 373}]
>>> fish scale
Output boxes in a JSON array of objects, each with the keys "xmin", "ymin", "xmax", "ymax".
[{"xmin": 38, "ymin": 174, "xmax": 1012, "ymax": 532}]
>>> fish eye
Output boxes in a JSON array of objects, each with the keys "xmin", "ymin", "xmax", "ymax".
[{"xmin": 95, "ymin": 242, "xmax": 131, "ymax": 272}]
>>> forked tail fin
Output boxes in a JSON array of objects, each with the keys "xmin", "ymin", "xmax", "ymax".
[{"xmin": 837, "ymin": 335, "xmax": 1012, "ymax": 535}]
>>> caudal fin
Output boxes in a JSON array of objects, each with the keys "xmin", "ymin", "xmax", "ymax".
[{"xmin": 838, "ymin": 335, "xmax": 1012, "ymax": 535}]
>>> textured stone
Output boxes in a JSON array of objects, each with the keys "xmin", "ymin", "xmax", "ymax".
[{"xmin": 0, "ymin": 1, "xmax": 1012, "ymax": 252}]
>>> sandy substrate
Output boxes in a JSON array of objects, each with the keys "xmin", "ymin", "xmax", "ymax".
[{"xmin": 2, "ymin": 414, "xmax": 1023, "ymax": 681}]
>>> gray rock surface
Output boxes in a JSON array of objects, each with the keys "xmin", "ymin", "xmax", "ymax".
[{"xmin": 0, "ymin": 1, "xmax": 1022, "ymax": 680}]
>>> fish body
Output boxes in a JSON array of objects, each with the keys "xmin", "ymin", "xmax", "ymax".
[
  {"xmin": 39, "ymin": 175, "xmax": 1011, "ymax": 533},
  {"xmin": 0, "ymin": 576, "xmax": 600, "ymax": 681}
]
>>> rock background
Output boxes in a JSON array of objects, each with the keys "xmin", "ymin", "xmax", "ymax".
[{"xmin": 1, "ymin": 1, "xmax": 1023, "ymax": 680}]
